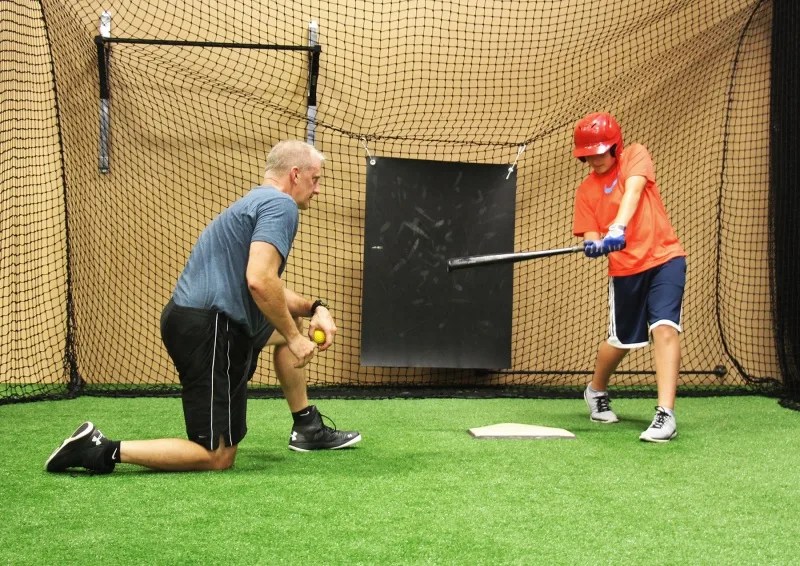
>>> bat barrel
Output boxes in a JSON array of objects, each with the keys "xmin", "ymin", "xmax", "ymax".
[{"xmin": 447, "ymin": 246, "xmax": 583, "ymax": 271}]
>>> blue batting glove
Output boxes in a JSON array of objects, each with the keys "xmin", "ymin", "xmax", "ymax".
[
  {"xmin": 602, "ymin": 224, "xmax": 627, "ymax": 252},
  {"xmin": 583, "ymin": 240, "xmax": 606, "ymax": 258}
]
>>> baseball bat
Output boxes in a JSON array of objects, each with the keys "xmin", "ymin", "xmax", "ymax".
[{"xmin": 447, "ymin": 245, "xmax": 583, "ymax": 272}]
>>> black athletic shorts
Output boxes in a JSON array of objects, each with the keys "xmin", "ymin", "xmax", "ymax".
[{"xmin": 160, "ymin": 299, "xmax": 262, "ymax": 450}]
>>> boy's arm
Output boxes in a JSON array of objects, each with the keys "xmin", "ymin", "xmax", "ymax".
[
  {"xmin": 611, "ymin": 175, "xmax": 647, "ymax": 227},
  {"xmin": 603, "ymin": 174, "xmax": 647, "ymax": 252}
]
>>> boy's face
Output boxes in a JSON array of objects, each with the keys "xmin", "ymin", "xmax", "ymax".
[{"xmin": 585, "ymin": 151, "xmax": 616, "ymax": 175}]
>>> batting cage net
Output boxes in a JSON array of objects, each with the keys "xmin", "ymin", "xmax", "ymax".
[{"xmin": 2, "ymin": 0, "xmax": 792, "ymax": 403}]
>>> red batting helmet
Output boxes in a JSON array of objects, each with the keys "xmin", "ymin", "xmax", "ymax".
[{"xmin": 573, "ymin": 112, "xmax": 623, "ymax": 159}]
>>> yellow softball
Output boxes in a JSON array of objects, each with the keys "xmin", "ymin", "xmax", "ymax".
[{"xmin": 313, "ymin": 329, "xmax": 326, "ymax": 344}]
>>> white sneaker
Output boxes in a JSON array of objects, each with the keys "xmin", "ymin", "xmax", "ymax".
[
  {"xmin": 584, "ymin": 386, "xmax": 619, "ymax": 423},
  {"xmin": 639, "ymin": 407, "xmax": 677, "ymax": 443}
]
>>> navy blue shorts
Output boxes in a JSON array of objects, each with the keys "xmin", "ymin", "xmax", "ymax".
[
  {"xmin": 160, "ymin": 299, "xmax": 262, "ymax": 450},
  {"xmin": 607, "ymin": 256, "xmax": 686, "ymax": 348}
]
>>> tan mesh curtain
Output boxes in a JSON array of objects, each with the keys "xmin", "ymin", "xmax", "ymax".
[
  {"xmin": 0, "ymin": 0, "xmax": 781, "ymax": 402},
  {"xmin": 1, "ymin": 0, "xmax": 72, "ymax": 402}
]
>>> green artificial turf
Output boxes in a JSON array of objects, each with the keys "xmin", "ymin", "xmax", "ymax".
[{"xmin": 1, "ymin": 396, "xmax": 799, "ymax": 565}]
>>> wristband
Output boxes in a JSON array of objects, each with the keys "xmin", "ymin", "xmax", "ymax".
[{"xmin": 310, "ymin": 299, "xmax": 328, "ymax": 316}]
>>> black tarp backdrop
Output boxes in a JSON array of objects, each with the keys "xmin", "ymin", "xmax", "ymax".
[
  {"xmin": 361, "ymin": 157, "xmax": 515, "ymax": 368},
  {"xmin": 770, "ymin": 0, "xmax": 800, "ymax": 407}
]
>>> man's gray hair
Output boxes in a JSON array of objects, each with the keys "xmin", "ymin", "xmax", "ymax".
[{"xmin": 265, "ymin": 140, "xmax": 325, "ymax": 174}]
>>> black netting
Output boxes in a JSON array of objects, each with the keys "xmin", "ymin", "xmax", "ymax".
[
  {"xmin": 1, "ymin": 0, "xmax": 787, "ymax": 403},
  {"xmin": 770, "ymin": 0, "xmax": 800, "ymax": 409}
]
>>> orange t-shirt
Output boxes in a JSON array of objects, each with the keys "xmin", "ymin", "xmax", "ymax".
[{"xmin": 572, "ymin": 143, "xmax": 685, "ymax": 277}]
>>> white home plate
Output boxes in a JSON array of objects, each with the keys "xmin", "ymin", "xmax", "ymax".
[{"xmin": 469, "ymin": 423, "xmax": 575, "ymax": 440}]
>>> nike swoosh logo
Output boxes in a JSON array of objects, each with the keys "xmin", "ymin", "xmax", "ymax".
[
  {"xmin": 604, "ymin": 178, "xmax": 618, "ymax": 194},
  {"xmin": 111, "ymin": 448, "xmax": 118, "ymax": 460}
]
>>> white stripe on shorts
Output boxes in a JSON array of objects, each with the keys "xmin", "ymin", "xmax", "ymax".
[
  {"xmin": 226, "ymin": 319, "xmax": 232, "ymax": 446},
  {"xmin": 210, "ymin": 313, "xmax": 218, "ymax": 447}
]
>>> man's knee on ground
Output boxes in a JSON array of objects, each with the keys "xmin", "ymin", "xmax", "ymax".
[{"xmin": 207, "ymin": 442, "xmax": 237, "ymax": 470}]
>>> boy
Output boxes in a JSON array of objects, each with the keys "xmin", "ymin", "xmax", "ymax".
[{"xmin": 572, "ymin": 112, "xmax": 686, "ymax": 443}]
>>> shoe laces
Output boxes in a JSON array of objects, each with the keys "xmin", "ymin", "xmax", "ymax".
[
  {"xmin": 295, "ymin": 411, "xmax": 343, "ymax": 439},
  {"xmin": 308, "ymin": 413, "xmax": 337, "ymax": 438},
  {"xmin": 594, "ymin": 394, "xmax": 611, "ymax": 413},
  {"xmin": 317, "ymin": 412, "xmax": 338, "ymax": 433},
  {"xmin": 651, "ymin": 409, "xmax": 670, "ymax": 429}
]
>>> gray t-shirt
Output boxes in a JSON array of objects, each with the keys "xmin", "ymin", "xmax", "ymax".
[{"xmin": 172, "ymin": 186, "xmax": 299, "ymax": 338}]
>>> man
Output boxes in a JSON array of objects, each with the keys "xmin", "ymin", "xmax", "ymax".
[
  {"xmin": 572, "ymin": 112, "xmax": 687, "ymax": 443},
  {"xmin": 46, "ymin": 140, "xmax": 361, "ymax": 473}
]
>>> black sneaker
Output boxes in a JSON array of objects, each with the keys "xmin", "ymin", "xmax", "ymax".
[
  {"xmin": 45, "ymin": 422, "xmax": 116, "ymax": 474},
  {"xmin": 289, "ymin": 409, "xmax": 361, "ymax": 452}
]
